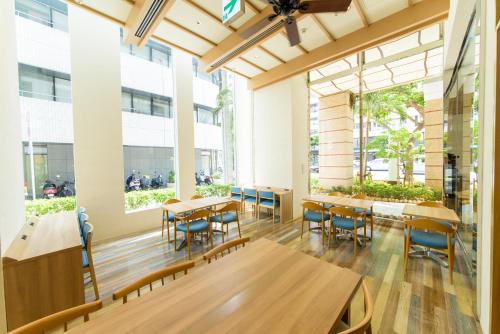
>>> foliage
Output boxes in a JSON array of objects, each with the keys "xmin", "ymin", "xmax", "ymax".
[
  {"xmin": 213, "ymin": 88, "xmax": 233, "ymax": 126},
  {"xmin": 168, "ymin": 170, "xmax": 175, "ymax": 183},
  {"xmin": 25, "ymin": 197, "xmax": 77, "ymax": 218},
  {"xmin": 125, "ymin": 188, "xmax": 176, "ymax": 210},
  {"xmin": 310, "ymin": 135, "xmax": 319, "ymax": 147},
  {"xmin": 312, "ymin": 180, "xmax": 441, "ymax": 201},
  {"xmin": 195, "ymin": 184, "xmax": 231, "ymax": 197}
]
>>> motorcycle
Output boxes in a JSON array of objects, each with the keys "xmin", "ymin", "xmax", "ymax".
[
  {"xmin": 199, "ymin": 170, "xmax": 213, "ymax": 185},
  {"xmin": 139, "ymin": 174, "xmax": 151, "ymax": 190},
  {"xmin": 42, "ymin": 179, "xmax": 58, "ymax": 199},
  {"xmin": 151, "ymin": 172, "xmax": 164, "ymax": 189},
  {"xmin": 125, "ymin": 170, "xmax": 141, "ymax": 192},
  {"xmin": 56, "ymin": 177, "xmax": 74, "ymax": 197}
]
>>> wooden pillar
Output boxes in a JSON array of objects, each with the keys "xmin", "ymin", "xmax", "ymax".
[
  {"xmin": 318, "ymin": 91, "xmax": 354, "ymax": 188},
  {"xmin": 423, "ymin": 80, "xmax": 444, "ymax": 190}
]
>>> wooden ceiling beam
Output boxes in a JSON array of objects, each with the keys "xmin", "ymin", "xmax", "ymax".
[
  {"xmin": 123, "ymin": 0, "xmax": 177, "ymax": 47},
  {"xmin": 239, "ymin": 57, "xmax": 268, "ymax": 72},
  {"xmin": 250, "ymin": 0, "xmax": 449, "ymax": 90},
  {"xmin": 311, "ymin": 14, "xmax": 336, "ymax": 41},
  {"xmin": 163, "ymin": 18, "xmax": 217, "ymax": 46},
  {"xmin": 353, "ymin": 0, "xmax": 369, "ymax": 27}
]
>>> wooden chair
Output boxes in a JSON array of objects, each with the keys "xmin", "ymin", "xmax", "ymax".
[
  {"xmin": 404, "ymin": 218, "xmax": 456, "ymax": 283},
  {"xmin": 335, "ymin": 280, "xmax": 373, "ymax": 334},
  {"xmin": 209, "ymin": 202, "xmax": 241, "ymax": 243},
  {"xmin": 82, "ymin": 222, "xmax": 99, "ymax": 300},
  {"xmin": 243, "ymin": 188, "xmax": 258, "ymax": 215},
  {"xmin": 301, "ymin": 201, "xmax": 330, "ymax": 243},
  {"xmin": 351, "ymin": 193, "xmax": 374, "ymax": 239},
  {"xmin": 112, "ymin": 261, "xmax": 195, "ymax": 304},
  {"xmin": 203, "ymin": 237, "xmax": 250, "ymax": 264},
  {"xmin": 329, "ymin": 207, "xmax": 366, "ymax": 255},
  {"xmin": 9, "ymin": 300, "xmax": 102, "ymax": 334},
  {"xmin": 162, "ymin": 198, "xmax": 181, "ymax": 241},
  {"xmin": 230, "ymin": 186, "xmax": 244, "ymax": 213},
  {"xmin": 174, "ymin": 209, "xmax": 213, "ymax": 259},
  {"xmin": 191, "ymin": 194, "xmax": 203, "ymax": 200},
  {"xmin": 329, "ymin": 192, "xmax": 344, "ymax": 197},
  {"xmin": 257, "ymin": 190, "xmax": 279, "ymax": 222}
]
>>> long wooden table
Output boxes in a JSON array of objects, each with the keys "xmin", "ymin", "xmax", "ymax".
[
  {"xmin": 68, "ymin": 239, "xmax": 362, "ymax": 333},
  {"xmin": 402, "ymin": 204, "xmax": 461, "ymax": 223},
  {"xmin": 161, "ymin": 196, "xmax": 235, "ymax": 214},
  {"xmin": 3, "ymin": 212, "xmax": 84, "ymax": 330}
]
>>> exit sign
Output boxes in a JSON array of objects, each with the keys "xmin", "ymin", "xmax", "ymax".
[{"xmin": 222, "ymin": 0, "xmax": 245, "ymax": 25}]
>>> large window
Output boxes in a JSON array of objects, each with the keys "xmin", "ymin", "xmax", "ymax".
[
  {"xmin": 19, "ymin": 64, "xmax": 71, "ymax": 102},
  {"xmin": 194, "ymin": 104, "xmax": 219, "ymax": 126},
  {"xmin": 192, "ymin": 58, "xmax": 221, "ymax": 86},
  {"xmin": 121, "ymin": 88, "xmax": 172, "ymax": 118},
  {"xmin": 15, "ymin": 0, "xmax": 68, "ymax": 31},
  {"xmin": 120, "ymin": 30, "xmax": 172, "ymax": 67}
]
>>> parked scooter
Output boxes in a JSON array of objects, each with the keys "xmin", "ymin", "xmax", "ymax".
[
  {"xmin": 56, "ymin": 175, "xmax": 74, "ymax": 197},
  {"xmin": 151, "ymin": 172, "xmax": 164, "ymax": 189},
  {"xmin": 139, "ymin": 174, "xmax": 151, "ymax": 190},
  {"xmin": 125, "ymin": 170, "xmax": 141, "ymax": 192},
  {"xmin": 42, "ymin": 175, "xmax": 75, "ymax": 198},
  {"xmin": 42, "ymin": 179, "xmax": 58, "ymax": 199},
  {"xmin": 199, "ymin": 170, "xmax": 213, "ymax": 185}
]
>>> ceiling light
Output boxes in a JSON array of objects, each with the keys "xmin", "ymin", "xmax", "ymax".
[{"xmin": 196, "ymin": 20, "xmax": 201, "ymax": 25}]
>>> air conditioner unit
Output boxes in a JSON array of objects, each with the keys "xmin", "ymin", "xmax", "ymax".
[{"xmin": 123, "ymin": 0, "xmax": 174, "ymax": 47}]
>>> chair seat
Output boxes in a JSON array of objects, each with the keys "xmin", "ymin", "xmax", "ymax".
[
  {"xmin": 404, "ymin": 228, "xmax": 455, "ymax": 249},
  {"xmin": 304, "ymin": 210, "xmax": 330, "ymax": 222},
  {"xmin": 163, "ymin": 211, "xmax": 176, "ymax": 222},
  {"xmin": 231, "ymin": 194, "xmax": 242, "ymax": 201},
  {"xmin": 177, "ymin": 219, "xmax": 209, "ymax": 233},
  {"xmin": 210, "ymin": 212, "xmax": 238, "ymax": 224},
  {"xmin": 331, "ymin": 216, "xmax": 364, "ymax": 230},
  {"xmin": 354, "ymin": 208, "xmax": 372, "ymax": 216},
  {"xmin": 259, "ymin": 199, "xmax": 279, "ymax": 207},
  {"xmin": 82, "ymin": 249, "xmax": 89, "ymax": 268},
  {"xmin": 244, "ymin": 197, "xmax": 257, "ymax": 203}
]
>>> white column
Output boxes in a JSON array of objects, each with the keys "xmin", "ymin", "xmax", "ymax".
[
  {"xmin": 173, "ymin": 50, "xmax": 195, "ymax": 200},
  {"xmin": 0, "ymin": 1, "xmax": 25, "ymax": 331}
]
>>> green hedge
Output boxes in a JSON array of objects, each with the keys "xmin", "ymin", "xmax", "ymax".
[
  {"xmin": 25, "ymin": 184, "xmax": 233, "ymax": 218},
  {"xmin": 314, "ymin": 180, "xmax": 442, "ymax": 201}
]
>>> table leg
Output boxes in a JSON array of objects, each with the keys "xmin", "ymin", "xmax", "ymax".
[{"xmin": 409, "ymin": 246, "xmax": 449, "ymax": 267}]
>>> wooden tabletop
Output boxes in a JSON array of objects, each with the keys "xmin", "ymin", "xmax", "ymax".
[
  {"xmin": 402, "ymin": 204, "xmax": 461, "ymax": 223},
  {"xmin": 161, "ymin": 197, "xmax": 235, "ymax": 214},
  {"xmin": 3, "ymin": 211, "xmax": 81, "ymax": 264},
  {"xmin": 241, "ymin": 185, "xmax": 292, "ymax": 196},
  {"xmin": 303, "ymin": 195, "xmax": 374, "ymax": 210},
  {"xmin": 68, "ymin": 239, "xmax": 362, "ymax": 334}
]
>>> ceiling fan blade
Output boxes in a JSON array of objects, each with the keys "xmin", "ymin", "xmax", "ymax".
[
  {"xmin": 285, "ymin": 17, "xmax": 301, "ymax": 47},
  {"xmin": 239, "ymin": 15, "xmax": 278, "ymax": 39},
  {"xmin": 299, "ymin": 0, "xmax": 352, "ymax": 13}
]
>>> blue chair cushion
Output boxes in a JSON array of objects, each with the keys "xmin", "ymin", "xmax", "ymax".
[
  {"xmin": 231, "ymin": 186, "xmax": 241, "ymax": 194},
  {"xmin": 82, "ymin": 223, "xmax": 90, "ymax": 248},
  {"xmin": 331, "ymin": 216, "xmax": 364, "ymax": 230},
  {"xmin": 210, "ymin": 212, "xmax": 238, "ymax": 224},
  {"xmin": 404, "ymin": 229, "xmax": 455, "ymax": 249},
  {"xmin": 81, "ymin": 235, "xmax": 86, "ymax": 249},
  {"xmin": 82, "ymin": 249, "xmax": 89, "ymax": 268},
  {"xmin": 304, "ymin": 211, "xmax": 330, "ymax": 222},
  {"xmin": 231, "ymin": 194, "xmax": 242, "ymax": 201},
  {"xmin": 245, "ymin": 197, "xmax": 257, "ymax": 203},
  {"xmin": 163, "ymin": 211, "xmax": 176, "ymax": 222},
  {"xmin": 259, "ymin": 199, "xmax": 279, "ymax": 207},
  {"xmin": 78, "ymin": 211, "xmax": 86, "ymax": 233},
  {"xmin": 354, "ymin": 208, "xmax": 372, "ymax": 216},
  {"xmin": 177, "ymin": 219, "xmax": 209, "ymax": 233}
]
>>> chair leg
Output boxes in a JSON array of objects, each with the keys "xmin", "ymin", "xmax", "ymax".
[
  {"xmin": 404, "ymin": 235, "xmax": 410, "ymax": 275},
  {"xmin": 448, "ymin": 235, "xmax": 454, "ymax": 284},
  {"xmin": 301, "ymin": 219, "xmax": 305, "ymax": 239},
  {"xmin": 363, "ymin": 223, "xmax": 366, "ymax": 248},
  {"xmin": 328, "ymin": 223, "xmax": 331, "ymax": 246},
  {"xmin": 161, "ymin": 211, "xmax": 164, "ymax": 238},
  {"xmin": 321, "ymin": 221, "xmax": 325, "ymax": 245},
  {"xmin": 187, "ymin": 232, "xmax": 191, "ymax": 259},
  {"xmin": 353, "ymin": 230, "xmax": 357, "ymax": 256},
  {"xmin": 257, "ymin": 205, "xmax": 260, "ymax": 220},
  {"xmin": 237, "ymin": 217, "xmax": 242, "ymax": 238},
  {"xmin": 370, "ymin": 214, "xmax": 374, "ymax": 239},
  {"xmin": 209, "ymin": 228, "xmax": 213, "ymax": 249},
  {"xmin": 221, "ymin": 222, "xmax": 225, "ymax": 243},
  {"xmin": 89, "ymin": 265, "xmax": 99, "ymax": 300},
  {"xmin": 273, "ymin": 208, "xmax": 275, "ymax": 223}
]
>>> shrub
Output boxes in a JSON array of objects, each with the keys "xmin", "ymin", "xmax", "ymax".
[
  {"xmin": 195, "ymin": 184, "xmax": 231, "ymax": 197},
  {"xmin": 25, "ymin": 197, "xmax": 77, "ymax": 217}
]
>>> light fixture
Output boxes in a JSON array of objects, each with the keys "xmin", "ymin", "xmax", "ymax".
[{"xmin": 196, "ymin": 20, "xmax": 201, "ymax": 25}]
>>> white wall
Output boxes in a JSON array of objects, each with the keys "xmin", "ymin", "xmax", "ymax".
[
  {"xmin": 120, "ymin": 53, "xmax": 173, "ymax": 97},
  {"xmin": 122, "ymin": 112, "xmax": 175, "ymax": 147},
  {"xmin": 193, "ymin": 77, "xmax": 219, "ymax": 108},
  {"xmin": 194, "ymin": 123, "xmax": 223, "ymax": 150},
  {"xmin": 253, "ymin": 75, "xmax": 309, "ymax": 218},
  {"xmin": 16, "ymin": 15, "xmax": 70, "ymax": 74},
  {"xmin": 235, "ymin": 75, "xmax": 254, "ymax": 185}
]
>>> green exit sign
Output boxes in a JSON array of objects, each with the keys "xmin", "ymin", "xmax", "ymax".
[{"xmin": 222, "ymin": 0, "xmax": 245, "ymax": 25}]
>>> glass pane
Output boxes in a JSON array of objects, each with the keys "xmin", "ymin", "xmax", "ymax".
[
  {"xmin": 152, "ymin": 95, "xmax": 170, "ymax": 117},
  {"xmin": 19, "ymin": 65, "xmax": 54, "ymax": 101},
  {"xmin": 131, "ymin": 45, "xmax": 150, "ymax": 61},
  {"xmin": 122, "ymin": 91, "xmax": 132, "ymax": 112},
  {"xmin": 51, "ymin": 9, "xmax": 68, "ymax": 31},
  {"xmin": 151, "ymin": 48, "xmax": 169, "ymax": 67},
  {"xmin": 132, "ymin": 92, "xmax": 151, "ymax": 115},
  {"xmin": 15, "ymin": 0, "xmax": 51, "ymax": 26},
  {"xmin": 196, "ymin": 107, "xmax": 214, "ymax": 125},
  {"xmin": 54, "ymin": 77, "xmax": 71, "ymax": 102}
]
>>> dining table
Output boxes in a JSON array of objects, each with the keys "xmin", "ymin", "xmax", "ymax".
[{"xmin": 68, "ymin": 239, "xmax": 362, "ymax": 334}]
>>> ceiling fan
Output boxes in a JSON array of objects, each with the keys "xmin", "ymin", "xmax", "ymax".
[{"xmin": 240, "ymin": 0, "xmax": 352, "ymax": 46}]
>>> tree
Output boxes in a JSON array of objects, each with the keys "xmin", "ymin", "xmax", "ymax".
[
  {"xmin": 310, "ymin": 135, "xmax": 319, "ymax": 147},
  {"xmin": 358, "ymin": 83, "xmax": 425, "ymax": 185}
]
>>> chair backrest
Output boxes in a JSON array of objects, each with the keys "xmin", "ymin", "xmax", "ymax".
[
  {"xmin": 244, "ymin": 188, "xmax": 257, "ymax": 197},
  {"xmin": 203, "ymin": 237, "xmax": 250, "ymax": 264},
  {"xmin": 191, "ymin": 194, "xmax": 203, "ymax": 200},
  {"xmin": 231, "ymin": 186, "xmax": 242, "ymax": 194},
  {"xmin": 405, "ymin": 218, "xmax": 454, "ymax": 234},
  {"xmin": 417, "ymin": 201, "xmax": 444, "ymax": 208},
  {"xmin": 259, "ymin": 191, "xmax": 275, "ymax": 202},
  {"xmin": 164, "ymin": 198, "xmax": 181, "ymax": 205},
  {"xmin": 329, "ymin": 192, "xmax": 344, "ymax": 197},
  {"xmin": 302, "ymin": 201, "xmax": 325, "ymax": 212},
  {"xmin": 180, "ymin": 209, "xmax": 210, "ymax": 222},
  {"xmin": 78, "ymin": 211, "xmax": 88, "ymax": 233},
  {"xmin": 330, "ymin": 207, "xmax": 359, "ymax": 219},
  {"xmin": 82, "ymin": 222, "xmax": 94, "ymax": 250},
  {"xmin": 216, "ymin": 201, "xmax": 239, "ymax": 213},
  {"xmin": 112, "ymin": 261, "xmax": 195, "ymax": 304},
  {"xmin": 351, "ymin": 193, "xmax": 368, "ymax": 200},
  {"xmin": 9, "ymin": 300, "xmax": 102, "ymax": 334},
  {"xmin": 338, "ymin": 280, "xmax": 373, "ymax": 334}
]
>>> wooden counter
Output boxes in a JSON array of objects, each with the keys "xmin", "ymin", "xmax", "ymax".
[{"xmin": 2, "ymin": 211, "xmax": 84, "ymax": 330}]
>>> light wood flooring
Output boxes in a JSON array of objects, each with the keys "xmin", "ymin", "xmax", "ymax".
[{"xmin": 84, "ymin": 211, "xmax": 481, "ymax": 333}]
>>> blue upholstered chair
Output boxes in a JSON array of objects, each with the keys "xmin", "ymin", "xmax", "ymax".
[
  {"xmin": 82, "ymin": 222, "xmax": 99, "ymax": 300},
  {"xmin": 324, "ymin": 192, "xmax": 343, "ymax": 210},
  {"xmin": 329, "ymin": 206, "xmax": 366, "ymax": 255},
  {"xmin": 77, "ymin": 208, "xmax": 88, "ymax": 248},
  {"xmin": 209, "ymin": 202, "xmax": 241, "ymax": 243},
  {"xmin": 243, "ymin": 188, "xmax": 258, "ymax": 215},
  {"xmin": 416, "ymin": 201, "xmax": 452, "ymax": 229},
  {"xmin": 174, "ymin": 209, "xmax": 213, "ymax": 259},
  {"xmin": 162, "ymin": 198, "xmax": 181, "ymax": 242},
  {"xmin": 257, "ymin": 191, "xmax": 279, "ymax": 222},
  {"xmin": 230, "ymin": 186, "xmax": 244, "ymax": 212},
  {"xmin": 351, "ymin": 193, "xmax": 374, "ymax": 239},
  {"xmin": 404, "ymin": 218, "xmax": 456, "ymax": 283},
  {"xmin": 302, "ymin": 201, "xmax": 330, "ymax": 244}
]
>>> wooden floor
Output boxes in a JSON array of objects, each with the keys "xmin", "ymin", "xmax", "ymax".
[{"xmin": 84, "ymin": 211, "xmax": 481, "ymax": 333}]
